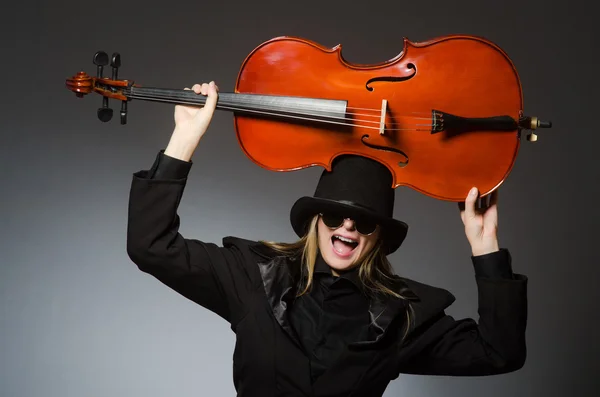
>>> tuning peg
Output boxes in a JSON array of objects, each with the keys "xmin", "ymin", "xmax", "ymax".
[
  {"xmin": 120, "ymin": 100, "xmax": 128, "ymax": 124},
  {"xmin": 111, "ymin": 52, "xmax": 121, "ymax": 80},
  {"xmin": 93, "ymin": 51, "xmax": 109, "ymax": 78},
  {"xmin": 97, "ymin": 107, "xmax": 113, "ymax": 122},
  {"xmin": 97, "ymin": 97, "xmax": 113, "ymax": 122}
]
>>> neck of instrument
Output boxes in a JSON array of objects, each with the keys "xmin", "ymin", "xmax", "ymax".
[{"xmin": 125, "ymin": 86, "xmax": 348, "ymax": 122}]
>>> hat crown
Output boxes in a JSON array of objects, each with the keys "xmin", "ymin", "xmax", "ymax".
[{"xmin": 313, "ymin": 156, "xmax": 394, "ymax": 218}]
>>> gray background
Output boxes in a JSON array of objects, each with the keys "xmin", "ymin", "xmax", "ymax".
[{"xmin": 2, "ymin": 0, "xmax": 597, "ymax": 396}]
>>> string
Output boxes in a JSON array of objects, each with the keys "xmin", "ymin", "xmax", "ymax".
[
  {"xmin": 131, "ymin": 87, "xmax": 435, "ymax": 121},
  {"xmin": 127, "ymin": 88, "xmax": 440, "ymax": 132},
  {"xmin": 128, "ymin": 92, "xmax": 436, "ymax": 132}
]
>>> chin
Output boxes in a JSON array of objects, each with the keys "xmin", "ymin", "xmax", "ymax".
[{"xmin": 322, "ymin": 254, "xmax": 359, "ymax": 272}]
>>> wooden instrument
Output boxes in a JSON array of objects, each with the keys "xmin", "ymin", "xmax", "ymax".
[{"xmin": 65, "ymin": 34, "xmax": 552, "ymax": 201}]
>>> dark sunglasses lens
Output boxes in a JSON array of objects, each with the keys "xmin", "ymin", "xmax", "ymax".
[
  {"xmin": 356, "ymin": 219, "xmax": 377, "ymax": 235},
  {"xmin": 321, "ymin": 213, "xmax": 377, "ymax": 235},
  {"xmin": 321, "ymin": 213, "xmax": 344, "ymax": 228}
]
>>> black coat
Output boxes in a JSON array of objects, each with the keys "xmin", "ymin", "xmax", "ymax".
[{"xmin": 126, "ymin": 169, "xmax": 528, "ymax": 397}]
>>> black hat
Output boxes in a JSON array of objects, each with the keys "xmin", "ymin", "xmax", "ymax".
[{"xmin": 290, "ymin": 155, "xmax": 408, "ymax": 255}]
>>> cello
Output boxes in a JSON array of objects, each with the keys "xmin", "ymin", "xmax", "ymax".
[{"xmin": 65, "ymin": 34, "xmax": 552, "ymax": 202}]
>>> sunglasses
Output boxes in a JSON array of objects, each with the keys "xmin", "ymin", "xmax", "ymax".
[{"xmin": 319, "ymin": 213, "xmax": 378, "ymax": 236}]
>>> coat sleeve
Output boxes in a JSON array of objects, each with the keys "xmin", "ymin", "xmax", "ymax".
[
  {"xmin": 125, "ymin": 151, "xmax": 258, "ymax": 326},
  {"xmin": 398, "ymin": 249, "xmax": 528, "ymax": 376}
]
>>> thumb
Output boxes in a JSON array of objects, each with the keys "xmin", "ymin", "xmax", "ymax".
[{"xmin": 463, "ymin": 187, "xmax": 479, "ymax": 220}]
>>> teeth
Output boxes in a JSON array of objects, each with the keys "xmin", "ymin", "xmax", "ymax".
[{"xmin": 334, "ymin": 235, "xmax": 356, "ymax": 244}]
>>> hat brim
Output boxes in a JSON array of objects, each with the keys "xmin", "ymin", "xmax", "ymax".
[{"xmin": 290, "ymin": 196, "xmax": 408, "ymax": 255}]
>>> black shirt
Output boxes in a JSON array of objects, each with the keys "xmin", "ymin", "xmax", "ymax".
[
  {"xmin": 288, "ymin": 254, "xmax": 371, "ymax": 382},
  {"xmin": 146, "ymin": 150, "xmax": 516, "ymax": 381}
]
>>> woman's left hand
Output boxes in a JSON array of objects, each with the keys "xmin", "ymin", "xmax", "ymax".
[{"xmin": 459, "ymin": 187, "xmax": 500, "ymax": 256}]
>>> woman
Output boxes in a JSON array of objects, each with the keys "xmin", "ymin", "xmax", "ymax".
[{"xmin": 126, "ymin": 82, "xmax": 528, "ymax": 396}]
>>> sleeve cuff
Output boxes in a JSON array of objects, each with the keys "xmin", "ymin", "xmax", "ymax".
[
  {"xmin": 147, "ymin": 150, "xmax": 193, "ymax": 180},
  {"xmin": 471, "ymin": 248, "xmax": 513, "ymax": 279}
]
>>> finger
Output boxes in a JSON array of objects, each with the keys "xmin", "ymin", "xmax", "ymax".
[
  {"xmin": 489, "ymin": 189, "xmax": 499, "ymax": 207},
  {"xmin": 477, "ymin": 190, "xmax": 498, "ymax": 210},
  {"xmin": 203, "ymin": 81, "xmax": 219, "ymax": 112},
  {"xmin": 478, "ymin": 195, "xmax": 488, "ymax": 209},
  {"xmin": 485, "ymin": 190, "xmax": 499, "ymax": 221},
  {"xmin": 191, "ymin": 84, "xmax": 202, "ymax": 94}
]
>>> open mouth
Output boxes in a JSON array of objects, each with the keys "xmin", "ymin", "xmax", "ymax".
[{"xmin": 331, "ymin": 235, "xmax": 358, "ymax": 256}]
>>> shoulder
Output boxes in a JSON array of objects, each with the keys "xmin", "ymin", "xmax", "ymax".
[
  {"xmin": 397, "ymin": 276, "xmax": 456, "ymax": 331},
  {"xmin": 400, "ymin": 277, "xmax": 456, "ymax": 308},
  {"xmin": 213, "ymin": 236, "xmax": 274, "ymax": 273},
  {"xmin": 222, "ymin": 236, "xmax": 300, "ymax": 290},
  {"xmin": 222, "ymin": 236, "xmax": 280, "ymax": 260},
  {"xmin": 222, "ymin": 236, "xmax": 260, "ymax": 250}
]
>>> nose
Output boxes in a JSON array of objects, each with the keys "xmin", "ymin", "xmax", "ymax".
[{"xmin": 342, "ymin": 218, "xmax": 356, "ymax": 230}]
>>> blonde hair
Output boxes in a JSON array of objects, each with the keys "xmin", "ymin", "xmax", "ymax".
[{"xmin": 259, "ymin": 214, "xmax": 414, "ymax": 340}]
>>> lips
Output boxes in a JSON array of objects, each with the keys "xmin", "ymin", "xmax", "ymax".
[{"xmin": 331, "ymin": 234, "xmax": 359, "ymax": 257}]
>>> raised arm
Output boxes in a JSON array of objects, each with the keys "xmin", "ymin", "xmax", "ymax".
[
  {"xmin": 397, "ymin": 187, "xmax": 527, "ymax": 376},
  {"xmin": 126, "ymin": 82, "xmax": 256, "ymax": 325},
  {"xmin": 398, "ymin": 249, "xmax": 527, "ymax": 376}
]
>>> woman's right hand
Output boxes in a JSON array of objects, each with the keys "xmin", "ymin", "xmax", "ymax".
[{"xmin": 165, "ymin": 81, "xmax": 219, "ymax": 161}]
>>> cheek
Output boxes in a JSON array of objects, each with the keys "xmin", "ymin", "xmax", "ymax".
[
  {"xmin": 360, "ymin": 233, "xmax": 379, "ymax": 252},
  {"xmin": 317, "ymin": 223, "xmax": 330, "ymax": 246}
]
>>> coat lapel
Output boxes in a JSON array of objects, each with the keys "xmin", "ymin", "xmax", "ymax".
[{"xmin": 250, "ymin": 244, "xmax": 304, "ymax": 348}]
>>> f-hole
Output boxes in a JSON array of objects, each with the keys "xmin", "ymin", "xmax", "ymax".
[
  {"xmin": 365, "ymin": 63, "xmax": 416, "ymax": 91},
  {"xmin": 360, "ymin": 135, "xmax": 409, "ymax": 167}
]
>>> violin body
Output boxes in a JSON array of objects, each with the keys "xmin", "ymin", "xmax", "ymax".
[
  {"xmin": 66, "ymin": 34, "xmax": 551, "ymax": 202},
  {"xmin": 234, "ymin": 35, "xmax": 523, "ymax": 201}
]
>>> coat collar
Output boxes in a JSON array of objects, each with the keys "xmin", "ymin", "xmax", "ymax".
[
  {"xmin": 249, "ymin": 242, "xmax": 420, "ymax": 348},
  {"xmin": 313, "ymin": 253, "xmax": 363, "ymax": 291}
]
